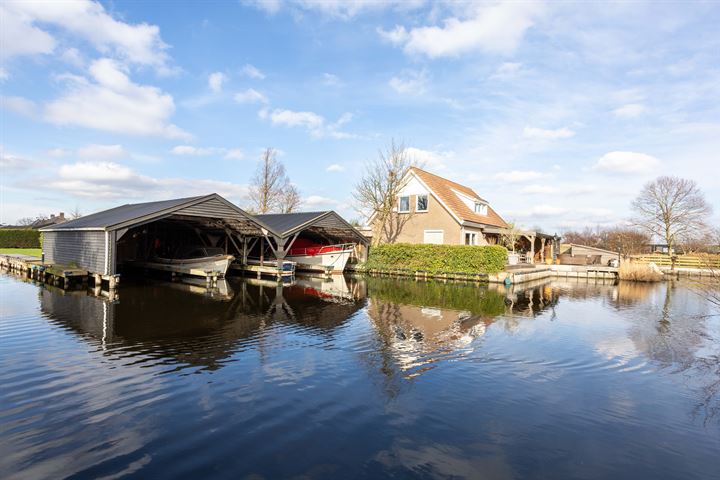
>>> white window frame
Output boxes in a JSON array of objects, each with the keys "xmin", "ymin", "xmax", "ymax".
[
  {"xmin": 474, "ymin": 203, "xmax": 488, "ymax": 215},
  {"xmin": 416, "ymin": 194, "xmax": 428, "ymax": 212},
  {"xmin": 465, "ymin": 232, "xmax": 477, "ymax": 245},
  {"xmin": 424, "ymin": 229, "xmax": 444, "ymax": 244},
  {"xmin": 398, "ymin": 195, "xmax": 410, "ymax": 213}
]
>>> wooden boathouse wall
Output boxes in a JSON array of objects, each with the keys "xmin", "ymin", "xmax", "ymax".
[{"xmin": 43, "ymin": 230, "xmax": 108, "ymax": 274}]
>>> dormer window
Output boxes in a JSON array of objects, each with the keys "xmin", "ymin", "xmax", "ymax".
[
  {"xmin": 416, "ymin": 194, "xmax": 428, "ymax": 212},
  {"xmin": 398, "ymin": 196, "xmax": 410, "ymax": 213},
  {"xmin": 474, "ymin": 203, "xmax": 488, "ymax": 215}
]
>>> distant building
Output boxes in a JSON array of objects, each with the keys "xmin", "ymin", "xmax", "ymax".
[{"xmin": 31, "ymin": 213, "xmax": 67, "ymax": 230}]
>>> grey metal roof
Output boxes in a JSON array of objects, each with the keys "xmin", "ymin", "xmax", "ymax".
[
  {"xmin": 255, "ymin": 211, "xmax": 369, "ymax": 244},
  {"xmin": 39, "ymin": 194, "xmax": 272, "ymax": 233},
  {"xmin": 254, "ymin": 212, "xmax": 328, "ymax": 236}
]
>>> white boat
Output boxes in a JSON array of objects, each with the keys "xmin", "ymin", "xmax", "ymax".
[
  {"xmin": 285, "ymin": 242, "xmax": 355, "ymax": 274},
  {"xmin": 132, "ymin": 247, "xmax": 234, "ymax": 278}
]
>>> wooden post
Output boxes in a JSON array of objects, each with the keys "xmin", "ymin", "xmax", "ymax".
[{"xmin": 530, "ymin": 235, "xmax": 536, "ymax": 264}]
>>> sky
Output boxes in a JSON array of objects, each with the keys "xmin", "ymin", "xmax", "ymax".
[{"xmin": 1, "ymin": 0, "xmax": 719, "ymax": 233}]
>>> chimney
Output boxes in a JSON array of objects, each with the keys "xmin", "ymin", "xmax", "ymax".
[
  {"xmin": 58, "ymin": 212, "xmax": 65, "ymax": 220},
  {"xmin": 50, "ymin": 214, "xmax": 55, "ymax": 219}
]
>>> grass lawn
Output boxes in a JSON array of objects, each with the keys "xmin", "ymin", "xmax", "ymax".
[{"xmin": 0, "ymin": 248, "xmax": 42, "ymax": 257}]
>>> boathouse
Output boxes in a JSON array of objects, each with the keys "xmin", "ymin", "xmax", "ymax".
[
  {"xmin": 40, "ymin": 194, "xmax": 270, "ymax": 280},
  {"xmin": 252, "ymin": 211, "xmax": 370, "ymax": 271}
]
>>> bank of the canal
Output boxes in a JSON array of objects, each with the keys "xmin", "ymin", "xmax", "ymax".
[{"xmin": 1, "ymin": 272, "xmax": 719, "ymax": 479}]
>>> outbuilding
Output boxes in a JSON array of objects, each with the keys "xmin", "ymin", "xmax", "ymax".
[{"xmin": 40, "ymin": 194, "xmax": 270, "ymax": 281}]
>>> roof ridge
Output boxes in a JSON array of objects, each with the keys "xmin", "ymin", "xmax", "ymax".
[{"xmin": 411, "ymin": 166, "xmax": 480, "ymax": 198}]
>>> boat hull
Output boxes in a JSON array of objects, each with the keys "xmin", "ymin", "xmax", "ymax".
[
  {"xmin": 287, "ymin": 247, "xmax": 354, "ymax": 274},
  {"xmin": 131, "ymin": 255, "xmax": 234, "ymax": 278}
]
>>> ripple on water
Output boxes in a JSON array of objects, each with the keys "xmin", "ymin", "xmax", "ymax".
[{"xmin": 1, "ymin": 274, "xmax": 719, "ymax": 479}]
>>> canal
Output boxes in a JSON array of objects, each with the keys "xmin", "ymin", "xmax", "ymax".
[{"xmin": 1, "ymin": 273, "xmax": 719, "ymax": 479}]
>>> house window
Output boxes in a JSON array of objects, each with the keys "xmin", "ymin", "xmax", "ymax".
[
  {"xmin": 424, "ymin": 230, "xmax": 444, "ymax": 244},
  {"xmin": 465, "ymin": 233, "xmax": 477, "ymax": 245},
  {"xmin": 398, "ymin": 196, "xmax": 410, "ymax": 213},
  {"xmin": 474, "ymin": 203, "xmax": 488, "ymax": 215},
  {"xmin": 416, "ymin": 194, "xmax": 428, "ymax": 212}
]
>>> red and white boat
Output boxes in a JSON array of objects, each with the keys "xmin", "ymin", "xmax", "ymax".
[{"xmin": 286, "ymin": 239, "xmax": 356, "ymax": 273}]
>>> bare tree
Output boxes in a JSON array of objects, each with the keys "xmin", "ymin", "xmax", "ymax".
[
  {"xmin": 16, "ymin": 217, "xmax": 36, "ymax": 227},
  {"xmin": 631, "ymin": 176, "xmax": 712, "ymax": 268},
  {"xmin": 501, "ymin": 221, "xmax": 522, "ymax": 253},
  {"xmin": 353, "ymin": 140, "xmax": 415, "ymax": 245},
  {"xmin": 248, "ymin": 148, "xmax": 300, "ymax": 214},
  {"xmin": 70, "ymin": 206, "xmax": 83, "ymax": 220},
  {"xmin": 280, "ymin": 184, "xmax": 301, "ymax": 214}
]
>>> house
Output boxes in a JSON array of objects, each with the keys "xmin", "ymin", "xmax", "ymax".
[
  {"xmin": 31, "ymin": 212, "xmax": 66, "ymax": 229},
  {"xmin": 371, "ymin": 167, "xmax": 508, "ymax": 246}
]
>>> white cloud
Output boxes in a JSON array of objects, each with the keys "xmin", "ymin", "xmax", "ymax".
[
  {"xmin": 1, "ymin": 0, "xmax": 171, "ymax": 71},
  {"xmin": 522, "ymin": 126, "xmax": 575, "ymax": 140},
  {"xmin": 323, "ymin": 73, "xmax": 340, "ymax": 86},
  {"xmin": 0, "ymin": 3, "xmax": 56, "ymax": 60},
  {"xmin": 302, "ymin": 195, "xmax": 340, "ymax": 209},
  {"xmin": 1, "ymin": 150, "xmax": 26, "ymax": 171},
  {"xmin": 47, "ymin": 148, "xmax": 69, "ymax": 157},
  {"xmin": 259, "ymin": 107, "xmax": 354, "ymax": 139},
  {"xmin": 208, "ymin": 72, "xmax": 227, "ymax": 93},
  {"xmin": 493, "ymin": 170, "xmax": 549, "ymax": 183},
  {"xmin": 1, "ymin": 96, "xmax": 38, "ymax": 117},
  {"xmin": 78, "ymin": 144, "xmax": 126, "ymax": 159},
  {"xmin": 613, "ymin": 103, "xmax": 646, "ymax": 118},
  {"xmin": 45, "ymin": 161, "xmax": 249, "ymax": 200},
  {"xmin": 0, "ymin": 68, "xmax": 7, "ymax": 80},
  {"xmin": 380, "ymin": 2, "xmax": 544, "ymax": 58},
  {"xmin": 171, "ymin": 145, "xmax": 244, "ymax": 159},
  {"xmin": 405, "ymin": 147, "xmax": 453, "ymax": 171},
  {"xmin": 61, "ymin": 47, "xmax": 84, "ymax": 67},
  {"xmin": 224, "ymin": 149, "xmax": 244, "ymax": 160},
  {"xmin": 521, "ymin": 184, "xmax": 557, "ymax": 194},
  {"xmin": 508, "ymin": 204, "xmax": 569, "ymax": 218},
  {"xmin": 246, "ymin": 0, "xmax": 423, "ymax": 19},
  {"xmin": 593, "ymin": 151, "xmax": 660, "ymax": 174},
  {"xmin": 234, "ymin": 88, "xmax": 268, "ymax": 104},
  {"xmin": 171, "ymin": 145, "xmax": 222, "ymax": 156},
  {"xmin": 389, "ymin": 69, "xmax": 428, "ymax": 95},
  {"xmin": 490, "ymin": 62, "xmax": 523, "ymax": 79},
  {"xmin": 241, "ymin": 63, "xmax": 265, "ymax": 79},
  {"xmin": 326, "ymin": 164, "xmax": 345, "ymax": 172},
  {"xmin": 44, "ymin": 58, "xmax": 189, "ymax": 139}
]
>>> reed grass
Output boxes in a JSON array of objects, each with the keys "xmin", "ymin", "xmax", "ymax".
[{"xmin": 618, "ymin": 261, "xmax": 664, "ymax": 282}]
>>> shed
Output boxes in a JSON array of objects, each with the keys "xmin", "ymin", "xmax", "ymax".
[
  {"xmin": 559, "ymin": 243, "xmax": 620, "ymax": 266},
  {"xmin": 40, "ymin": 194, "xmax": 270, "ymax": 277}
]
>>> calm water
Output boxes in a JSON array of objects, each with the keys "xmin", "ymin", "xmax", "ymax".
[{"xmin": 1, "ymin": 273, "xmax": 719, "ymax": 479}]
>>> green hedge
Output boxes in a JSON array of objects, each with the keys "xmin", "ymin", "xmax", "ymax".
[
  {"xmin": 0, "ymin": 229, "xmax": 41, "ymax": 248},
  {"xmin": 363, "ymin": 243, "xmax": 508, "ymax": 275}
]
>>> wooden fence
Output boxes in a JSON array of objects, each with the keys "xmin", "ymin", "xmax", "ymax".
[{"xmin": 630, "ymin": 253, "xmax": 720, "ymax": 269}]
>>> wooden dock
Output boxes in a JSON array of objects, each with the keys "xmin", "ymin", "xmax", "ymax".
[{"xmin": 0, "ymin": 254, "xmax": 119, "ymax": 290}]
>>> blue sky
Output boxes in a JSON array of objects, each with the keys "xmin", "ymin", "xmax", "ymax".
[{"xmin": 1, "ymin": 0, "xmax": 718, "ymax": 232}]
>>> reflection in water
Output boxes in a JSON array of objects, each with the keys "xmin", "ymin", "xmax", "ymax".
[
  {"xmin": 364, "ymin": 277, "xmax": 561, "ymax": 379},
  {"xmin": 39, "ymin": 276, "xmax": 366, "ymax": 372},
  {"xmin": 2, "ymin": 273, "xmax": 720, "ymax": 479}
]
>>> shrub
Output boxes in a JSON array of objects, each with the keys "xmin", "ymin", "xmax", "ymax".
[
  {"xmin": 618, "ymin": 261, "xmax": 664, "ymax": 282},
  {"xmin": 0, "ymin": 229, "xmax": 41, "ymax": 248},
  {"xmin": 363, "ymin": 243, "xmax": 508, "ymax": 275}
]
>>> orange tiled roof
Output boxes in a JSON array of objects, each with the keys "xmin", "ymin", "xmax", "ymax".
[{"xmin": 410, "ymin": 167, "xmax": 508, "ymax": 228}]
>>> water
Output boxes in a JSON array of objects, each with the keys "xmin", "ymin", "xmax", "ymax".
[{"xmin": 1, "ymin": 273, "xmax": 719, "ymax": 479}]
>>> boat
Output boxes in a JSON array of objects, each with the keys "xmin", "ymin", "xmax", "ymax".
[
  {"xmin": 131, "ymin": 246, "xmax": 235, "ymax": 278},
  {"xmin": 285, "ymin": 240, "xmax": 356, "ymax": 274},
  {"xmin": 233, "ymin": 258, "xmax": 297, "ymax": 279}
]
